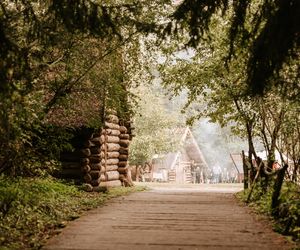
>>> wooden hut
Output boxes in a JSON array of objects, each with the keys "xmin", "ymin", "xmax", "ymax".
[
  {"xmin": 58, "ymin": 113, "xmax": 133, "ymax": 191},
  {"xmin": 151, "ymin": 127, "xmax": 209, "ymax": 184},
  {"xmin": 43, "ymin": 44, "xmax": 134, "ymax": 190}
]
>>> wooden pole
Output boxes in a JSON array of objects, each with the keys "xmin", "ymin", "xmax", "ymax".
[{"xmin": 242, "ymin": 150, "xmax": 249, "ymax": 190}]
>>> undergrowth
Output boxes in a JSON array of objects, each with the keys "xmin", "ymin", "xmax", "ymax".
[
  {"xmin": 0, "ymin": 176, "xmax": 146, "ymax": 250},
  {"xmin": 236, "ymin": 181, "xmax": 300, "ymax": 244}
]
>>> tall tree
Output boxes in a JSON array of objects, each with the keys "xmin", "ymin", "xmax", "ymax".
[{"xmin": 129, "ymin": 84, "xmax": 182, "ymax": 165}]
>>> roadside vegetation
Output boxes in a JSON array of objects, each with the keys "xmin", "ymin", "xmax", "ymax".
[
  {"xmin": 236, "ymin": 181, "xmax": 300, "ymax": 243},
  {"xmin": 0, "ymin": 176, "xmax": 146, "ymax": 250}
]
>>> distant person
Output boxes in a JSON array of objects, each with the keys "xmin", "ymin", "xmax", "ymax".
[
  {"xmin": 195, "ymin": 166, "xmax": 201, "ymax": 183},
  {"xmin": 212, "ymin": 162, "xmax": 222, "ymax": 183}
]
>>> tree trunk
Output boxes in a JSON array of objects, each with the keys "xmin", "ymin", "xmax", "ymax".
[
  {"xmin": 271, "ymin": 164, "xmax": 288, "ymax": 217},
  {"xmin": 246, "ymin": 158, "xmax": 264, "ymax": 203}
]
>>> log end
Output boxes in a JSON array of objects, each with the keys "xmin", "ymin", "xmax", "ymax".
[{"xmin": 82, "ymin": 183, "xmax": 93, "ymax": 192}]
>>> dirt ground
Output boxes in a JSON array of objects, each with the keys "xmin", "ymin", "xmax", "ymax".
[{"xmin": 44, "ymin": 183, "xmax": 294, "ymax": 250}]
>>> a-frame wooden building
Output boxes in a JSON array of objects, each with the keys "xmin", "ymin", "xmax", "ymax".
[{"xmin": 151, "ymin": 127, "xmax": 209, "ymax": 183}]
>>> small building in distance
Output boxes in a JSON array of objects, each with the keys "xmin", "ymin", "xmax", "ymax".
[
  {"xmin": 151, "ymin": 127, "xmax": 209, "ymax": 184},
  {"xmin": 229, "ymin": 153, "xmax": 244, "ymax": 183}
]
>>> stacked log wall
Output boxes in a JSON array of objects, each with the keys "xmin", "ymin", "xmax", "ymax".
[
  {"xmin": 99, "ymin": 115, "xmax": 122, "ymax": 188},
  {"xmin": 84, "ymin": 130, "xmax": 101, "ymax": 188},
  {"xmin": 59, "ymin": 131, "xmax": 94, "ymax": 183},
  {"xmin": 118, "ymin": 119, "xmax": 134, "ymax": 186},
  {"xmin": 59, "ymin": 113, "xmax": 132, "ymax": 190},
  {"xmin": 60, "ymin": 152, "xmax": 82, "ymax": 182}
]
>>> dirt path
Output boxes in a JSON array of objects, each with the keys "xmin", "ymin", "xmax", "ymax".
[{"xmin": 44, "ymin": 184, "xmax": 292, "ymax": 250}]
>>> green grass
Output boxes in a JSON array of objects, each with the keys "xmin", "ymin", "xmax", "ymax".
[{"xmin": 0, "ymin": 176, "xmax": 146, "ymax": 250}]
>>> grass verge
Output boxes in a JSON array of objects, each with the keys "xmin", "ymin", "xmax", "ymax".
[
  {"xmin": 235, "ymin": 181, "xmax": 300, "ymax": 245},
  {"xmin": 0, "ymin": 176, "xmax": 146, "ymax": 250}
]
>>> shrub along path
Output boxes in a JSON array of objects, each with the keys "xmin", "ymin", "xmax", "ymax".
[{"xmin": 44, "ymin": 184, "xmax": 293, "ymax": 250}]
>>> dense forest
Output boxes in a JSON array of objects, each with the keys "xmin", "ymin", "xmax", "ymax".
[{"xmin": 0, "ymin": 0, "xmax": 299, "ymax": 248}]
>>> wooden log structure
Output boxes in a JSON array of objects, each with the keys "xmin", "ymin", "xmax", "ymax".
[
  {"xmin": 84, "ymin": 173, "xmax": 92, "ymax": 183},
  {"xmin": 119, "ymin": 126, "xmax": 127, "ymax": 134},
  {"xmin": 98, "ymin": 112, "xmax": 125, "ymax": 188},
  {"xmin": 80, "ymin": 148, "xmax": 91, "ymax": 157},
  {"xmin": 83, "ymin": 140, "xmax": 95, "ymax": 148},
  {"xmin": 60, "ymin": 152, "xmax": 81, "ymax": 162},
  {"xmin": 118, "ymin": 167, "xmax": 128, "ymax": 174},
  {"xmin": 100, "ymin": 151, "xmax": 120, "ymax": 159},
  {"xmin": 59, "ymin": 112, "xmax": 133, "ymax": 189},
  {"xmin": 90, "ymin": 178, "xmax": 101, "ymax": 187},
  {"xmin": 92, "ymin": 129, "xmax": 102, "ymax": 137},
  {"xmin": 91, "ymin": 137, "xmax": 101, "ymax": 146},
  {"xmin": 90, "ymin": 163, "xmax": 101, "ymax": 170},
  {"xmin": 119, "ymin": 147, "xmax": 129, "ymax": 155},
  {"xmin": 60, "ymin": 147, "xmax": 89, "ymax": 182},
  {"xmin": 118, "ymin": 161, "xmax": 127, "ymax": 168},
  {"xmin": 103, "ymin": 129, "xmax": 121, "ymax": 136},
  {"xmin": 100, "ymin": 173, "xmax": 106, "ymax": 182},
  {"xmin": 105, "ymin": 122, "xmax": 120, "ymax": 130},
  {"xmin": 119, "ymin": 134, "xmax": 130, "ymax": 140},
  {"xmin": 117, "ymin": 120, "xmax": 133, "ymax": 187},
  {"xmin": 106, "ymin": 114, "xmax": 119, "ymax": 124},
  {"xmin": 90, "ymin": 146, "xmax": 101, "ymax": 154},
  {"xmin": 100, "ymin": 135, "xmax": 120, "ymax": 144},
  {"xmin": 105, "ymin": 171, "xmax": 120, "ymax": 181},
  {"xmin": 119, "ymin": 140, "xmax": 130, "ymax": 147},
  {"xmin": 90, "ymin": 154, "xmax": 101, "ymax": 163},
  {"xmin": 80, "ymin": 158, "xmax": 90, "ymax": 165},
  {"xmin": 119, "ymin": 154, "xmax": 128, "ymax": 161},
  {"xmin": 101, "ymin": 158, "xmax": 119, "ymax": 166},
  {"xmin": 101, "ymin": 143, "xmax": 121, "ymax": 152},
  {"xmin": 81, "ymin": 165, "xmax": 91, "ymax": 173},
  {"xmin": 82, "ymin": 183, "xmax": 93, "ymax": 192},
  {"xmin": 100, "ymin": 165, "xmax": 118, "ymax": 173},
  {"xmin": 61, "ymin": 162, "xmax": 81, "ymax": 169},
  {"xmin": 60, "ymin": 169, "xmax": 82, "ymax": 177},
  {"xmin": 90, "ymin": 170, "xmax": 101, "ymax": 179},
  {"xmin": 118, "ymin": 120, "xmax": 132, "ymax": 186}
]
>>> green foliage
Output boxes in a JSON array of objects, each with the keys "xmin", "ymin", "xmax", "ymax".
[
  {"xmin": 0, "ymin": 84, "xmax": 74, "ymax": 176},
  {"xmin": 0, "ymin": 176, "xmax": 145, "ymax": 250},
  {"xmin": 161, "ymin": 5, "xmax": 299, "ymax": 182},
  {"xmin": 168, "ymin": 0, "xmax": 300, "ymax": 95},
  {"xmin": 278, "ymin": 182, "xmax": 300, "ymax": 240},
  {"xmin": 129, "ymin": 84, "xmax": 183, "ymax": 165},
  {"xmin": 237, "ymin": 181, "xmax": 300, "ymax": 242},
  {"xmin": 0, "ymin": 1, "xmax": 138, "ymax": 176}
]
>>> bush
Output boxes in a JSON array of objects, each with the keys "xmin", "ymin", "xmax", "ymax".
[{"xmin": 278, "ymin": 182, "xmax": 300, "ymax": 240}]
